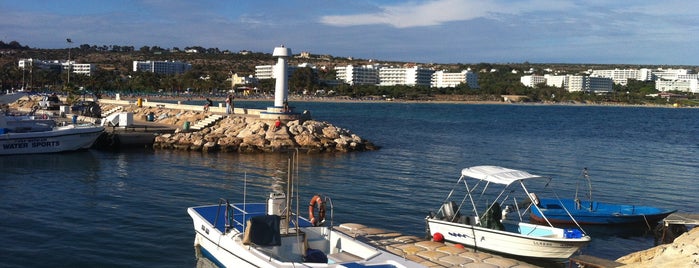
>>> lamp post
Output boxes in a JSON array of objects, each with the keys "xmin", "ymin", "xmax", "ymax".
[{"xmin": 66, "ymin": 38, "xmax": 72, "ymax": 86}]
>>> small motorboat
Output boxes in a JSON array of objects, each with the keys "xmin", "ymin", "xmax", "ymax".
[
  {"xmin": 425, "ymin": 165, "xmax": 591, "ymax": 260},
  {"xmin": 0, "ymin": 113, "xmax": 104, "ymax": 155},
  {"xmin": 530, "ymin": 168, "xmax": 676, "ymax": 225},
  {"xmin": 187, "ymin": 154, "xmax": 425, "ymax": 268}
]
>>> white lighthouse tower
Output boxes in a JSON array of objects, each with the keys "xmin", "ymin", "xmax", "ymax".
[
  {"xmin": 272, "ymin": 46, "xmax": 291, "ymax": 108},
  {"xmin": 261, "ymin": 45, "xmax": 306, "ymax": 120}
]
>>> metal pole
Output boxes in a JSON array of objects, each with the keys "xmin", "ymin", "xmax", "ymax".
[{"xmin": 66, "ymin": 38, "xmax": 72, "ymax": 86}]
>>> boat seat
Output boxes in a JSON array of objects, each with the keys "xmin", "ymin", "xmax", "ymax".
[{"xmin": 242, "ymin": 215, "xmax": 281, "ymax": 246}]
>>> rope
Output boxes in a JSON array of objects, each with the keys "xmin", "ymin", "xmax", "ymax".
[{"xmin": 642, "ymin": 214, "xmax": 652, "ymax": 231}]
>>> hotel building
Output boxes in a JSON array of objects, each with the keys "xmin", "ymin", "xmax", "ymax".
[
  {"xmin": 378, "ymin": 66, "xmax": 434, "ymax": 87},
  {"xmin": 432, "ymin": 69, "xmax": 479, "ymax": 88},
  {"xmin": 335, "ymin": 65, "xmax": 380, "ymax": 86},
  {"xmin": 132, "ymin": 60, "xmax": 191, "ymax": 75},
  {"xmin": 591, "ymin": 69, "xmax": 653, "ymax": 85},
  {"xmin": 18, "ymin": 58, "xmax": 95, "ymax": 76}
]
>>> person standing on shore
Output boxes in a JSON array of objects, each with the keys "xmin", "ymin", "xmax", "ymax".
[
  {"xmin": 225, "ymin": 94, "xmax": 234, "ymax": 114},
  {"xmin": 204, "ymin": 98, "xmax": 212, "ymax": 112}
]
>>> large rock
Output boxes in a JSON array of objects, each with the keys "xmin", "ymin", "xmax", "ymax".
[{"xmin": 616, "ymin": 227, "xmax": 699, "ymax": 267}]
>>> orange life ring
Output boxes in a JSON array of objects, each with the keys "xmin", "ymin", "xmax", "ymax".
[{"xmin": 308, "ymin": 195, "xmax": 326, "ymax": 226}]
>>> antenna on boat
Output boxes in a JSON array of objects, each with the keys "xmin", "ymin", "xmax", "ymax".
[{"xmin": 583, "ymin": 168, "xmax": 593, "ymax": 210}]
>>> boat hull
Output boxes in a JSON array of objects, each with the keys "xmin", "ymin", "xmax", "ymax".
[
  {"xmin": 426, "ymin": 218, "xmax": 590, "ymax": 260},
  {"xmin": 0, "ymin": 125, "xmax": 104, "ymax": 155},
  {"xmin": 531, "ymin": 198, "xmax": 676, "ymax": 225}
]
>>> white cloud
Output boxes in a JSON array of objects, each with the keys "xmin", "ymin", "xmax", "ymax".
[{"xmin": 320, "ymin": 0, "xmax": 575, "ymax": 28}]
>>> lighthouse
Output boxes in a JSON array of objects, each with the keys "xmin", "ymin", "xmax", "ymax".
[
  {"xmin": 261, "ymin": 45, "xmax": 306, "ymax": 121},
  {"xmin": 272, "ymin": 46, "xmax": 291, "ymax": 108}
]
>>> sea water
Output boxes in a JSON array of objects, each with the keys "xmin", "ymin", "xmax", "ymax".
[{"xmin": 1, "ymin": 102, "xmax": 698, "ymax": 267}]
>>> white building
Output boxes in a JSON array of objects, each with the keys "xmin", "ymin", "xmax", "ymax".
[
  {"xmin": 655, "ymin": 78, "xmax": 699, "ymax": 93},
  {"xmin": 378, "ymin": 66, "xmax": 434, "ymax": 87},
  {"xmin": 335, "ymin": 64, "xmax": 380, "ymax": 86},
  {"xmin": 69, "ymin": 62, "xmax": 96, "ymax": 76},
  {"xmin": 132, "ymin": 60, "xmax": 191, "ymax": 74},
  {"xmin": 255, "ymin": 65, "xmax": 275, "ymax": 79},
  {"xmin": 520, "ymin": 75, "xmax": 547, "ymax": 88},
  {"xmin": 566, "ymin": 75, "xmax": 613, "ymax": 93},
  {"xmin": 431, "ymin": 69, "xmax": 479, "ymax": 88},
  {"xmin": 652, "ymin": 68, "xmax": 692, "ymax": 80},
  {"xmin": 520, "ymin": 74, "xmax": 613, "ymax": 92},
  {"xmin": 591, "ymin": 68, "xmax": 653, "ymax": 85},
  {"xmin": 544, "ymin": 75, "xmax": 566, "ymax": 88},
  {"xmin": 255, "ymin": 64, "xmax": 309, "ymax": 80},
  {"xmin": 18, "ymin": 58, "xmax": 95, "ymax": 76}
]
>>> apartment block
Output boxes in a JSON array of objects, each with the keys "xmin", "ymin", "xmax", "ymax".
[
  {"xmin": 132, "ymin": 60, "xmax": 191, "ymax": 75},
  {"xmin": 378, "ymin": 66, "xmax": 434, "ymax": 87},
  {"xmin": 432, "ymin": 69, "xmax": 479, "ymax": 88},
  {"xmin": 335, "ymin": 65, "xmax": 380, "ymax": 86},
  {"xmin": 520, "ymin": 75, "xmax": 547, "ymax": 88}
]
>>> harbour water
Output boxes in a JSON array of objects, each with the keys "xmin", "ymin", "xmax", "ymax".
[{"xmin": 2, "ymin": 102, "xmax": 698, "ymax": 267}]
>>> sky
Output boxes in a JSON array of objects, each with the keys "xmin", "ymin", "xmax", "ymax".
[{"xmin": 1, "ymin": 0, "xmax": 698, "ymax": 65}]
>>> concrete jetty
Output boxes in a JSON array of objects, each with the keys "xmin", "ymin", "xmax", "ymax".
[{"xmin": 335, "ymin": 223, "xmax": 539, "ymax": 268}]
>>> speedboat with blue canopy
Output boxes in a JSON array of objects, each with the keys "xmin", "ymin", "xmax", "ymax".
[{"xmin": 425, "ymin": 165, "xmax": 591, "ymax": 260}]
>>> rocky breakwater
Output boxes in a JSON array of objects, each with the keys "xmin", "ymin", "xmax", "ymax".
[
  {"xmin": 615, "ymin": 227, "xmax": 699, "ymax": 267},
  {"xmin": 101, "ymin": 103, "xmax": 379, "ymax": 153},
  {"xmin": 154, "ymin": 116, "xmax": 379, "ymax": 153}
]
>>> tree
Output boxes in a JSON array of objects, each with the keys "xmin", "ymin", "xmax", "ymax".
[{"xmin": 289, "ymin": 67, "xmax": 318, "ymax": 94}]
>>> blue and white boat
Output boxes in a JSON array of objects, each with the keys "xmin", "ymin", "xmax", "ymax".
[
  {"xmin": 425, "ymin": 165, "xmax": 591, "ymax": 260},
  {"xmin": 187, "ymin": 156, "xmax": 424, "ymax": 268},
  {"xmin": 530, "ymin": 168, "xmax": 676, "ymax": 225},
  {"xmin": 530, "ymin": 198, "xmax": 676, "ymax": 225}
]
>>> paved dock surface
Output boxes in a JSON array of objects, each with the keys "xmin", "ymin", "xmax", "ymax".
[{"xmin": 336, "ymin": 223, "xmax": 540, "ymax": 268}]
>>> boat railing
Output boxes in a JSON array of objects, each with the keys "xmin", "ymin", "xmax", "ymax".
[
  {"xmin": 324, "ymin": 195, "xmax": 334, "ymax": 229},
  {"xmin": 214, "ymin": 198, "xmax": 234, "ymax": 232},
  {"xmin": 212, "ymin": 198, "xmax": 265, "ymax": 233}
]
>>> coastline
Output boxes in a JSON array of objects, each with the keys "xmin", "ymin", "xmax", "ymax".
[{"xmin": 113, "ymin": 94, "xmax": 688, "ymax": 109}]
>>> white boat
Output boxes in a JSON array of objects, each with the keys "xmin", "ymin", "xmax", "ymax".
[
  {"xmin": 187, "ymin": 156, "xmax": 425, "ymax": 268},
  {"xmin": 425, "ymin": 165, "xmax": 591, "ymax": 260},
  {"xmin": 3, "ymin": 115, "xmax": 56, "ymax": 132},
  {"xmin": 0, "ymin": 114, "xmax": 104, "ymax": 155}
]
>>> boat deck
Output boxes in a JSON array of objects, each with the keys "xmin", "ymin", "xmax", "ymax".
[
  {"xmin": 662, "ymin": 213, "xmax": 699, "ymax": 226},
  {"xmin": 192, "ymin": 203, "xmax": 312, "ymax": 233}
]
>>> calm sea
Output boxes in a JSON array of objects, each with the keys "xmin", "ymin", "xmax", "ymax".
[{"xmin": 1, "ymin": 102, "xmax": 698, "ymax": 267}]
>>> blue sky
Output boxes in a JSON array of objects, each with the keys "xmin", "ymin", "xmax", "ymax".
[{"xmin": 2, "ymin": 0, "xmax": 697, "ymax": 65}]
